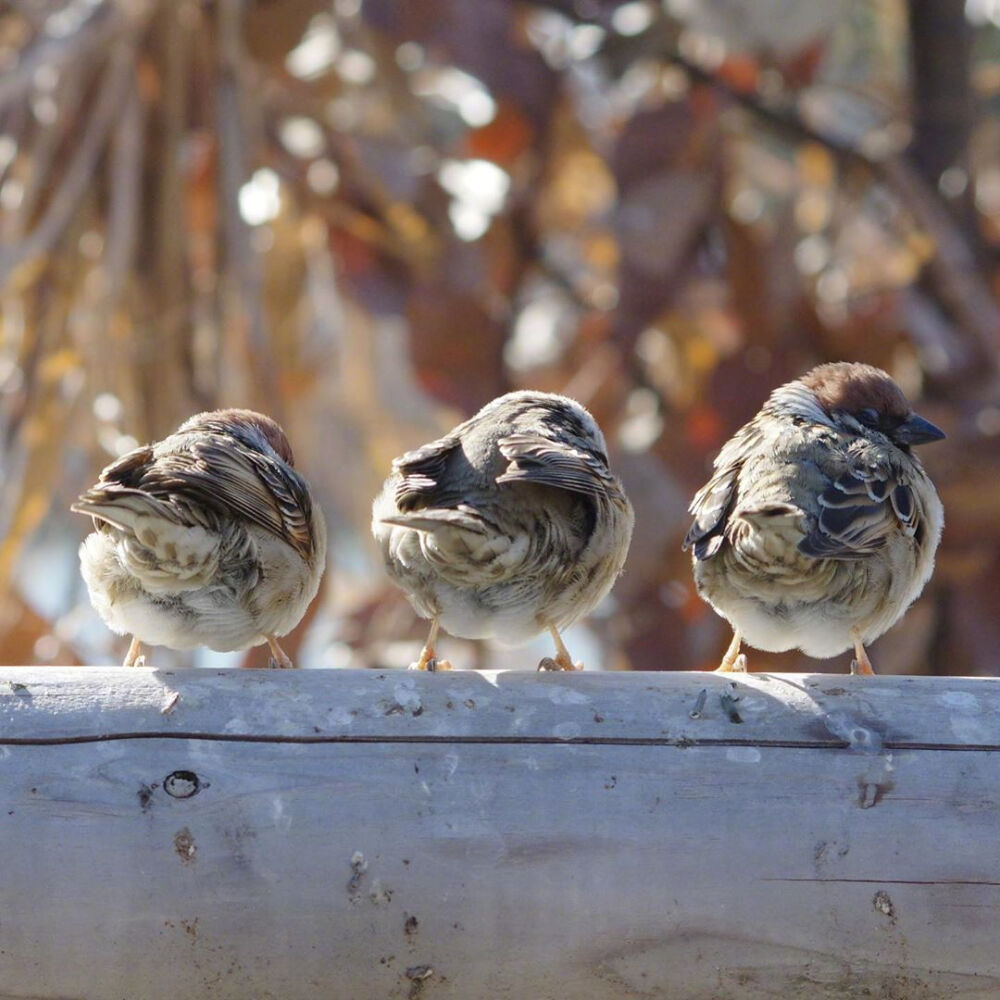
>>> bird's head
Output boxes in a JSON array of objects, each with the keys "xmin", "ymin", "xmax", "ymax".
[
  {"xmin": 178, "ymin": 409, "xmax": 297, "ymax": 466},
  {"xmin": 779, "ymin": 362, "xmax": 945, "ymax": 451}
]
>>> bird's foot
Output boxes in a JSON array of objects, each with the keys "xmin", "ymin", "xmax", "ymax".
[
  {"xmin": 712, "ymin": 630, "xmax": 745, "ymax": 673},
  {"xmin": 123, "ymin": 637, "xmax": 145, "ymax": 667},
  {"xmin": 410, "ymin": 646, "xmax": 452, "ymax": 672},
  {"xmin": 850, "ymin": 633, "xmax": 875, "ymax": 675},
  {"xmin": 537, "ymin": 653, "xmax": 583, "ymax": 672},
  {"xmin": 715, "ymin": 653, "xmax": 747, "ymax": 673},
  {"xmin": 542, "ymin": 627, "xmax": 583, "ymax": 671},
  {"xmin": 265, "ymin": 636, "xmax": 296, "ymax": 669}
]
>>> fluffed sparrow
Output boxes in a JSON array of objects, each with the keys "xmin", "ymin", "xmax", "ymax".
[
  {"xmin": 684, "ymin": 362, "xmax": 944, "ymax": 674},
  {"xmin": 73, "ymin": 409, "xmax": 326, "ymax": 668},
  {"xmin": 372, "ymin": 390, "xmax": 634, "ymax": 671}
]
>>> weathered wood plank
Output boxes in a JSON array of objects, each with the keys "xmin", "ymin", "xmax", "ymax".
[
  {"xmin": 2, "ymin": 667, "xmax": 999, "ymax": 747},
  {"xmin": 0, "ymin": 668, "xmax": 999, "ymax": 1000}
]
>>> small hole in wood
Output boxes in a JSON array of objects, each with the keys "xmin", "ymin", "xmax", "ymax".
[{"xmin": 164, "ymin": 771, "xmax": 201, "ymax": 799}]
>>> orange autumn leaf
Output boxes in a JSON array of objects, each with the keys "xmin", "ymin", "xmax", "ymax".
[
  {"xmin": 717, "ymin": 54, "xmax": 759, "ymax": 95},
  {"xmin": 464, "ymin": 101, "xmax": 534, "ymax": 166}
]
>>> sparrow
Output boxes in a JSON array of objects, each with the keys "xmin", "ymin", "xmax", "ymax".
[
  {"xmin": 683, "ymin": 362, "xmax": 944, "ymax": 674},
  {"xmin": 72, "ymin": 409, "xmax": 326, "ymax": 668},
  {"xmin": 372, "ymin": 390, "xmax": 634, "ymax": 671}
]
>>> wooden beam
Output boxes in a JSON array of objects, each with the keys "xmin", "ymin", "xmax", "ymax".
[{"xmin": 1, "ymin": 667, "xmax": 999, "ymax": 999}]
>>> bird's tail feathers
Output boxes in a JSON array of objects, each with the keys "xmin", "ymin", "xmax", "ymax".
[
  {"xmin": 72, "ymin": 488, "xmax": 179, "ymax": 537},
  {"xmin": 379, "ymin": 509, "xmax": 489, "ymax": 536}
]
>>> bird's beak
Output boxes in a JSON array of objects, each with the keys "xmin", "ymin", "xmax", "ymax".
[{"xmin": 894, "ymin": 412, "xmax": 945, "ymax": 445}]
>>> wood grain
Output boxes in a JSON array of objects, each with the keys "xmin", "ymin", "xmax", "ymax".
[{"xmin": 1, "ymin": 667, "xmax": 998, "ymax": 999}]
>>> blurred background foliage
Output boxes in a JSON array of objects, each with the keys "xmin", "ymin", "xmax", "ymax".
[{"xmin": 0, "ymin": 0, "xmax": 998, "ymax": 674}]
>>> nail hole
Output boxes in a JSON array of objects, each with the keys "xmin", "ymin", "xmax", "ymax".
[{"xmin": 164, "ymin": 771, "xmax": 201, "ymax": 799}]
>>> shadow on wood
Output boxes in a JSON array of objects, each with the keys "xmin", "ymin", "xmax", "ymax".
[{"xmin": 1, "ymin": 667, "xmax": 998, "ymax": 999}]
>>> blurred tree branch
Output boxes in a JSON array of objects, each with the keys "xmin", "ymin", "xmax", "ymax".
[
  {"xmin": 907, "ymin": 0, "xmax": 978, "ymax": 236},
  {"xmin": 593, "ymin": 10, "xmax": 1000, "ymax": 382},
  {"xmin": 216, "ymin": 0, "xmax": 279, "ymax": 411},
  {"xmin": 0, "ymin": 41, "xmax": 137, "ymax": 288}
]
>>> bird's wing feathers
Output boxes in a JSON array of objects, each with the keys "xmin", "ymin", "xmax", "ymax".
[
  {"xmin": 159, "ymin": 441, "xmax": 316, "ymax": 559},
  {"xmin": 684, "ymin": 467, "xmax": 739, "ymax": 559},
  {"xmin": 90, "ymin": 444, "xmax": 156, "ymax": 487},
  {"xmin": 683, "ymin": 420, "xmax": 763, "ymax": 559},
  {"xmin": 384, "ymin": 431, "xmax": 609, "ymax": 590},
  {"xmin": 798, "ymin": 465, "xmax": 920, "ymax": 559},
  {"xmin": 686, "ymin": 420, "xmax": 923, "ymax": 563},
  {"xmin": 75, "ymin": 434, "xmax": 316, "ymax": 564},
  {"xmin": 392, "ymin": 434, "xmax": 462, "ymax": 511},
  {"xmin": 496, "ymin": 433, "xmax": 612, "ymax": 497}
]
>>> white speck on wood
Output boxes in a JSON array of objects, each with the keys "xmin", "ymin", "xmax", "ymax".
[
  {"xmin": 546, "ymin": 686, "xmax": 591, "ymax": 706},
  {"xmin": 368, "ymin": 878, "xmax": 393, "ymax": 905},
  {"xmin": 940, "ymin": 690, "xmax": 981, "ymax": 710},
  {"xmin": 393, "ymin": 680, "xmax": 422, "ymax": 715},
  {"xmin": 951, "ymin": 716, "xmax": 994, "ymax": 743},
  {"xmin": 553, "ymin": 721, "xmax": 582, "ymax": 740},
  {"xmin": 326, "ymin": 706, "xmax": 355, "ymax": 727}
]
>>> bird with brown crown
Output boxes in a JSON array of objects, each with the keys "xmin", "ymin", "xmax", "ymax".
[{"xmin": 684, "ymin": 362, "xmax": 944, "ymax": 674}]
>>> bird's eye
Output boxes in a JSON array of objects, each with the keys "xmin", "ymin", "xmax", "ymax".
[{"xmin": 858, "ymin": 407, "xmax": 881, "ymax": 428}]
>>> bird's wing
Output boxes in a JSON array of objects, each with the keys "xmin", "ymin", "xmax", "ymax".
[
  {"xmin": 495, "ymin": 433, "xmax": 614, "ymax": 497},
  {"xmin": 73, "ymin": 433, "xmax": 315, "ymax": 587},
  {"xmin": 683, "ymin": 419, "xmax": 764, "ymax": 560},
  {"xmin": 392, "ymin": 434, "xmax": 463, "ymax": 511},
  {"xmin": 385, "ymin": 430, "xmax": 615, "ymax": 589},
  {"xmin": 151, "ymin": 438, "xmax": 316, "ymax": 559},
  {"xmin": 72, "ymin": 443, "xmax": 188, "ymax": 535},
  {"xmin": 798, "ymin": 464, "xmax": 919, "ymax": 559}
]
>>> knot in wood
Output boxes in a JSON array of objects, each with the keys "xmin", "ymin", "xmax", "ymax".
[{"xmin": 164, "ymin": 770, "xmax": 201, "ymax": 799}]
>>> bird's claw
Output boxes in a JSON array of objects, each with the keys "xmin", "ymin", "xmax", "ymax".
[
  {"xmin": 409, "ymin": 655, "xmax": 453, "ymax": 672},
  {"xmin": 715, "ymin": 652, "xmax": 747, "ymax": 673},
  {"xmin": 537, "ymin": 656, "xmax": 583, "ymax": 672},
  {"xmin": 849, "ymin": 654, "xmax": 875, "ymax": 676},
  {"xmin": 264, "ymin": 635, "xmax": 296, "ymax": 669}
]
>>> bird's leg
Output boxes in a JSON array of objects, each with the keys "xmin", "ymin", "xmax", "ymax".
[
  {"xmin": 715, "ymin": 630, "xmax": 747, "ymax": 673},
  {"xmin": 849, "ymin": 630, "xmax": 875, "ymax": 675},
  {"xmin": 412, "ymin": 619, "xmax": 452, "ymax": 672},
  {"xmin": 538, "ymin": 626, "xmax": 583, "ymax": 672},
  {"xmin": 123, "ymin": 636, "xmax": 145, "ymax": 668},
  {"xmin": 265, "ymin": 635, "xmax": 296, "ymax": 669}
]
